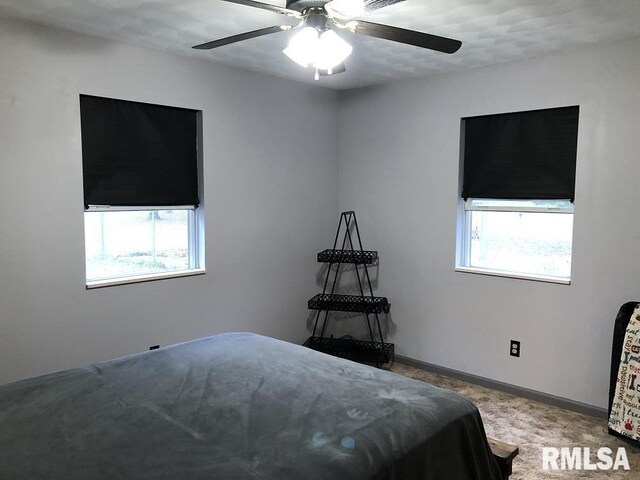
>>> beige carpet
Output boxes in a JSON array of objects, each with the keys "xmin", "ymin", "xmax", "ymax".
[{"xmin": 391, "ymin": 362, "xmax": 640, "ymax": 479}]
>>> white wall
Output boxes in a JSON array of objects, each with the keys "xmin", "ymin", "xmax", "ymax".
[
  {"xmin": 337, "ymin": 38, "xmax": 640, "ymax": 409},
  {"xmin": 0, "ymin": 17, "xmax": 339, "ymax": 384}
]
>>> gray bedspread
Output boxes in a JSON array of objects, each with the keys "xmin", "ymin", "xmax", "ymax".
[{"xmin": 0, "ymin": 333, "xmax": 501, "ymax": 480}]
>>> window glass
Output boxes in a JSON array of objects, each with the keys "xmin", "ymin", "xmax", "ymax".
[
  {"xmin": 462, "ymin": 199, "xmax": 573, "ymax": 279},
  {"xmin": 85, "ymin": 208, "xmax": 196, "ymax": 282}
]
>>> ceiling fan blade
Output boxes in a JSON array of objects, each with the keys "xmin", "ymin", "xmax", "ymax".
[
  {"xmin": 220, "ymin": 0, "xmax": 301, "ymax": 17},
  {"xmin": 345, "ymin": 20, "xmax": 462, "ymax": 54},
  {"xmin": 318, "ymin": 63, "xmax": 347, "ymax": 76},
  {"xmin": 364, "ymin": 0, "xmax": 406, "ymax": 13},
  {"xmin": 192, "ymin": 25, "xmax": 290, "ymax": 49}
]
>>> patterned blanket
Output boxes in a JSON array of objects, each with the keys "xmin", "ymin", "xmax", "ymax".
[{"xmin": 609, "ymin": 305, "xmax": 640, "ymax": 441}]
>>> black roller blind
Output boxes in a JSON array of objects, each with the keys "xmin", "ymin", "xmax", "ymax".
[
  {"xmin": 462, "ymin": 106, "xmax": 579, "ymax": 201},
  {"xmin": 80, "ymin": 95, "xmax": 199, "ymax": 207}
]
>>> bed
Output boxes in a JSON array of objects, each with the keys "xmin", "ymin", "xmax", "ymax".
[{"xmin": 0, "ymin": 332, "xmax": 502, "ymax": 479}]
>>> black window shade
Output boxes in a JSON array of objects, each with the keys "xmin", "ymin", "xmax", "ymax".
[
  {"xmin": 462, "ymin": 106, "xmax": 579, "ymax": 201},
  {"xmin": 80, "ymin": 95, "xmax": 199, "ymax": 207}
]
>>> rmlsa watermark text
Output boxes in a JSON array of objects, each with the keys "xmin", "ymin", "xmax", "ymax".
[{"xmin": 542, "ymin": 447, "xmax": 629, "ymax": 471}]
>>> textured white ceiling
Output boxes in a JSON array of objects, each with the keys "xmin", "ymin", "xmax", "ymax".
[{"xmin": 1, "ymin": 0, "xmax": 640, "ymax": 89}]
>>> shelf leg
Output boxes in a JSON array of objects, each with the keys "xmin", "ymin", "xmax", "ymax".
[{"xmin": 319, "ymin": 212, "xmax": 350, "ymax": 339}]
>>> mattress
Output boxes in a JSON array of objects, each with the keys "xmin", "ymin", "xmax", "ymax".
[{"xmin": 0, "ymin": 332, "xmax": 501, "ymax": 479}]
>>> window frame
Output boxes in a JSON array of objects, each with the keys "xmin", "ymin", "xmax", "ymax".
[
  {"xmin": 84, "ymin": 204, "xmax": 205, "ymax": 289},
  {"xmin": 455, "ymin": 198, "xmax": 574, "ymax": 285}
]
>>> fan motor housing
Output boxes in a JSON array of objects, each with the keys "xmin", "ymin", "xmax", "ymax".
[{"xmin": 286, "ymin": 0, "xmax": 328, "ymax": 13}]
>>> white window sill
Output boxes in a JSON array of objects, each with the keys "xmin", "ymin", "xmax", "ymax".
[
  {"xmin": 455, "ymin": 266, "xmax": 570, "ymax": 285},
  {"xmin": 86, "ymin": 269, "xmax": 206, "ymax": 289}
]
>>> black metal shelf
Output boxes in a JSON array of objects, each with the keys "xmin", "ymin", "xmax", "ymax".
[
  {"xmin": 308, "ymin": 293, "xmax": 390, "ymax": 315},
  {"xmin": 317, "ymin": 249, "xmax": 378, "ymax": 265},
  {"xmin": 304, "ymin": 336, "xmax": 394, "ymax": 365},
  {"xmin": 306, "ymin": 211, "xmax": 393, "ymax": 367}
]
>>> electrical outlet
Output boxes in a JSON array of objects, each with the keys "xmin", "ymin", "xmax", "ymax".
[{"xmin": 510, "ymin": 340, "xmax": 520, "ymax": 357}]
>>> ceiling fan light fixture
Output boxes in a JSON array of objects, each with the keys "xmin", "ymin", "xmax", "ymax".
[
  {"xmin": 195, "ymin": 0, "xmax": 463, "ymax": 80},
  {"xmin": 283, "ymin": 27, "xmax": 352, "ymax": 71},
  {"xmin": 314, "ymin": 30, "xmax": 352, "ymax": 70},
  {"xmin": 325, "ymin": 0, "xmax": 365, "ymax": 20},
  {"xmin": 283, "ymin": 27, "xmax": 319, "ymax": 67}
]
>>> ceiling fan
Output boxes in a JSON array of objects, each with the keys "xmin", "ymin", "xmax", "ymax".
[{"xmin": 193, "ymin": 0, "xmax": 462, "ymax": 79}]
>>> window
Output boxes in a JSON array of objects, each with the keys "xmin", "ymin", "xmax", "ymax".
[
  {"xmin": 84, "ymin": 207, "xmax": 200, "ymax": 283},
  {"xmin": 80, "ymin": 95, "xmax": 203, "ymax": 287},
  {"xmin": 457, "ymin": 106, "xmax": 579, "ymax": 283},
  {"xmin": 462, "ymin": 199, "xmax": 574, "ymax": 280}
]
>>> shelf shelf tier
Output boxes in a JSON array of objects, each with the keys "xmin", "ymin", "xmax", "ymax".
[
  {"xmin": 317, "ymin": 249, "xmax": 378, "ymax": 264},
  {"xmin": 304, "ymin": 336, "xmax": 394, "ymax": 365},
  {"xmin": 308, "ymin": 293, "xmax": 390, "ymax": 315}
]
